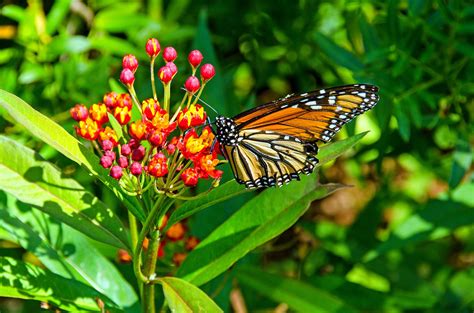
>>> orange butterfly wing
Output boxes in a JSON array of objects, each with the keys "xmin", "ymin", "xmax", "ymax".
[{"xmin": 234, "ymin": 84, "xmax": 379, "ymax": 142}]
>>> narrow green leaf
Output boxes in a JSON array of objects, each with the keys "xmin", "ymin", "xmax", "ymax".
[
  {"xmin": 363, "ymin": 200, "xmax": 474, "ymax": 262},
  {"xmin": 0, "ymin": 136, "xmax": 130, "ymax": 250},
  {"xmin": 160, "ymin": 277, "xmax": 223, "ymax": 313},
  {"xmin": 165, "ymin": 181, "xmax": 248, "ymax": 231},
  {"xmin": 237, "ymin": 266, "xmax": 356, "ymax": 313},
  {"xmin": 314, "ymin": 33, "xmax": 364, "ymax": 71},
  {"xmin": 46, "ymin": 0, "xmax": 71, "ymax": 35},
  {"xmin": 0, "ymin": 89, "xmax": 145, "ymax": 221},
  {"xmin": 0, "ymin": 257, "xmax": 120, "ymax": 312},
  {"xmin": 177, "ymin": 175, "xmax": 344, "ymax": 286},
  {"xmin": 0, "ymin": 193, "xmax": 138, "ymax": 309},
  {"xmin": 317, "ymin": 132, "xmax": 368, "ymax": 165}
]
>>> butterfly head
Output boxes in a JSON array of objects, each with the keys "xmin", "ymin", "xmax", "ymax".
[{"xmin": 214, "ymin": 116, "xmax": 240, "ymax": 146}]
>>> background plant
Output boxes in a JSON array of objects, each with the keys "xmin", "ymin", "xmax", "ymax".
[{"xmin": 0, "ymin": 0, "xmax": 473, "ymax": 312}]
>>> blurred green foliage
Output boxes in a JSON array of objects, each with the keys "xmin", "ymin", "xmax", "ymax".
[{"xmin": 1, "ymin": 0, "xmax": 473, "ymax": 312}]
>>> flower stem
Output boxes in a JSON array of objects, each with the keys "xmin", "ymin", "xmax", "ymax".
[
  {"xmin": 150, "ymin": 57, "xmax": 157, "ymax": 100},
  {"xmin": 164, "ymin": 83, "xmax": 171, "ymax": 111},
  {"xmin": 142, "ymin": 228, "xmax": 160, "ymax": 313}
]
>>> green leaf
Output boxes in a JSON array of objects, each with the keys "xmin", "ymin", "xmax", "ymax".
[
  {"xmin": 0, "ymin": 193, "xmax": 138, "ymax": 309},
  {"xmin": 236, "ymin": 266, "xmax": 356, "ymax": 313},
  {"xmin": 160, "ymin": 277, "xmax": 223, "ymax": 313},
  {"xmin": 317, "ymin": 132, "xmax": 368, "ymax": 165},
  {"xmin": 94, "ymin": 3, "xmax": 148, "ymax": 33},
  {"xmin": 165, "ymin": 180, "xmax": 248, "ymax": 231},
  {"xmin": 448, "ymin": 140, "xmax": 472, "ymax": 189},
  {"xmin": 0, "ymin": 136, "xmax": 130, "ymax": 250},
  {"xmin": 177, "ymin": 175, "xmax": 344, "ymax": 286},
  {"xmin": 314, "ymin": 33, "xmax": 364, "ymax": 71},
  {"xmin": 46, "ymin": 0, "xmax": 72, "ymax": 35},
  {"xmin": 0, "ymin": 89, "xmax": 145, "ymax": 222},
  {"xmin": 0, "ymin": 257, "xmax": 120, "ymax": 312},
  {"xmin": 363, "ymin": 199, "xmax": 474, "ymax": 262}
]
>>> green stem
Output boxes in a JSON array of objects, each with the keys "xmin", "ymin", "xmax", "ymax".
[
  {"xmin": 150, "ymin": 57, "xmax": 157, "ymax": 100},
  {"xmin": 164, "ymin": 83, "xmax": 171, "ymax": 111},
  {"xmin": 142, "ymin": 228, "xmax": 160, "ymax": 313}
]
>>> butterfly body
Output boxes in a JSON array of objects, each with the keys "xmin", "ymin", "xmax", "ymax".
[{"xmin": 213, "ymin": 84, "xmax": 380, "ymax": 189}]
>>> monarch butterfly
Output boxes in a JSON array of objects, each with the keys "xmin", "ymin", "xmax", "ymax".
[{"xmin": 212, "ymin": 84, "xmax": 379, "ymax": 189}]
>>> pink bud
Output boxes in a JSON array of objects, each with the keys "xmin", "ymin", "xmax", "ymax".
[
  {"xmin": 100, "ymin": 155, "xmax": 114, "ymax": 168},
  {"xmin": 185, "ymin": 76, "xmax": 200, "ymax": 93},
  {"xmin": 121, "ymin": 143, "xmax": 131, "ymax": 156},
  {"xmin": 110, "ymin": 165, "xmax": 123, "ymax": 180},
  {"xmin": 104, "ymin": 150, "xmax": 116, "ymax": 161},
  {"xmin": 163, "ymin": 47, "xmax": 177, "ymax": 62},
  {"xmin": 166, "ymin": 62, "xmax": 178, "ymax": 77},
  {"xmin": 145, "ymin": 38, "xmax": 161, "ymax": 58},
  {"xmin": 200, "ymin": 63, "xmax": 215, "ymax": 81},
  {"xmin": 120, "ymin": 68, "xmax": 135, "ymax": 86},
  {"xmin": 70, "ymin": 104, "xmax": 89, "ymax": 121},
  {"xmin": 188, "ymin": 50, "xmax": 203, "ymax": 67},
  {"xmin": 158, "ymin": 66, "xmax": 173, "ymax": 84},
  {"xmin": 132, "ymin": 145, "xmax": 146, "ymax": 161},
  {"xmin": 118, "ymin": 156, "xmax": 128, "ymax": 168},
  {"xmin": 122, "ymin": 54, "xmax": 138, "ymax": 72},
  {"xmin": 130, "ymin": 162, "xmax": 143, "ymax": 176},
  {"xmin": 101, "ymin": 139, "xmax": 113, "ymax": 151}
]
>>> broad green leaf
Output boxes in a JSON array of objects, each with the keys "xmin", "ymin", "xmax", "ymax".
[
  {"xmin": 317, "ymin": 132, "xmax": 368, "ymax": 165},
  {"xmin": 237, "ymin": 266, "xmax": 356, "ymax": 313},
  {"xmin": 314, "ymin": 33, "xmax": 364, "ymax": 71},
  {"xmin": 177, "ymin": 175, "xmax": 344, "ymax": 286},
  {"xmin": 0, "ymin": 193, "xmax": 138, "ymax": 310},
  {"xmin": 448, "ymin": 140, "xmax": 472, "ymax": 189},
  {"xmin": 0, "ymin": 136, "xmax": 130, "ymax": 250},
  {"xmin": 363, "ymin": 199, "xmax": 474, "ymax": 262},
  {"xmin": 0, "ymin": 89, "xmax": 145, "ymax": 221},
  {"xmin": 0, "ymin": 257, "xmax": 120, "ymax": 312},
  {"xmin": 160, "ymin": 277, "xmax": 223, "ymax": 313},
  {"xmin": 165, "ymin": 180, "xmax": 248, "ymax": 231}
]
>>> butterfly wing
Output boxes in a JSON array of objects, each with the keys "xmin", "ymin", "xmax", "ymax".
[
  {"xmin": 215, "ymin": 84, "xmax": 379, "ymax": 188},
  {"xmin": 235, "ymin": 84, "xmax": 379, "ymax": 142},
  {"xmin": 221, "ymin": 129, "xmax": 318, "ymax": 188}
]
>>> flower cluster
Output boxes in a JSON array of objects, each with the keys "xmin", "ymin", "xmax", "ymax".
[{"xmin": 71, "ymin": 38, "xmax": 221, "ymax": 195}]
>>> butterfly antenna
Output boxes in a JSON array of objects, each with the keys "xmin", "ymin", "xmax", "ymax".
[{"xmin": 180, "ymin": 87, "xmax": 219, "ymax": 115}]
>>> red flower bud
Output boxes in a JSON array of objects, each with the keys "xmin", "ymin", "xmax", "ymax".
[
  {"xmin": 163, "ymin": 46, "xmax": 177, "ymax": 62},
  {"xmin": 145, "ymin": 38, "xmax": 161, "ymax": 58},
  {"xmin": 166, "ymin": 62, "xmax": 178, "ymax": 77},
  {"xmin": 148, "ymin": 129, "xmax": 166, "ymax": 147},
  {"xmin": 103, "ymin": 92, "xmax": 118, "ymax": 109},
  {"xmin": 117, "ymin": 249, "xmax": 132, "ymax": 263},
  {"xmin": 120, "ymin": 68, "xmax": 135, "ymax": 86},
  {"xmin": 110, "ymin": 165, "xmax": 123, "ymax": 180},
  {"xmin": 132, "ymin": 145, "xmax": 146, "ymax": 161},
  {"xmin": 117, "ymin": 93, "xmax": 133, "ymax": 110},
  {"xmin": 100, "ymin": 155, "xmax": 114, "ymax": 168},
  {"xmin": 158, "ymin": 66, "xmax": 173, "ymax": 84},
  {"xmin": 181, "ymin": 167, "xmax": 199, "ymax": 186},
  {"xmin": 121, "ymin": 144, "xmax": 131, "ymax": 156},
  {"xmin": 70, "ymin": 104, "xmax": 88, "ymax": 121},
  {"xmin": 101, "ymin": 139, "xmax": 113, "ymax": 151},
  {"xmin": 130, "ymin": 162, "xmax": 142, "ymax": 176},
  {"xmin": 118, "ymin": 156, "xmax": 128, "ymax": 168},
  {"xmin": 200, "ymin": 63, "xmax": 215, "ymax": 81},
  {"xmin": 122, "ymin": 54, "xmax": 138, "ymax": 73},
  {"xmin": 185, "ymin": 76, "xmax": 200, "ymax": 93},
  {"xmin": 188, "ymin": 50, "xmax": 203, "ymax": 68}
]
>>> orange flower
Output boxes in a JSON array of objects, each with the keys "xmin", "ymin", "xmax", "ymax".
[
  {"xmin": 129, "ymin": 120, "xmax": 148, "ymax": 140},
  {"xmin": 113, "ymin": 106, "xmax": 131, "ymax": 125},
  {"xmin": 179, "ymin": 127, "xmax": 215, "ymax": 159},
  {"xmin": 117, "ymin": 249, "xmax": 132, "ymax": 263},
  {"xmin": 172, "ymin": 252, "xmax": 187, "ymax": 266},
  {"xmin": 103, "ymin": 92, "xmax": 118, "ymax": 109},
  {"xmin": 147, "ymin": 152, "xmax": 168, "ymax": 177},
  {"xmin": 196, "ymin": 153, "xmax": 222, "ymax": 179},
  {"xmin": 142, "ymin": 98, "xmax": 160, "ymax": 120},
  {"xmin": 185, "ymin": 236, "xmax": 200, "ymax": 250},
  {"xmin": 181, "ymin": 168, "xmax": 199, "ymax": 186},
  {"xmin": 166, "ymin": 222, "xmax": 186, "ymax": 241},
  {"xmin": 89, "ymin": 103, "xmax": 109, "ymax": 124},
  {"xmin": 151, "ymin": 109, "xmax": 176, "ymax": 134},
  {"xmin": 99, "ymin": 126, "xmax": 118, "ymax": 145},
  {"xmin": 75, "ymin": 117, "xmax": 100, "ymax": 140},
  {"xmin": 177, "ymin": 104, "xmax": 207, "ymax": 130},
  {"xmin": 116, "ymin": 93, "xmax": 133, "ymax": 109}
]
